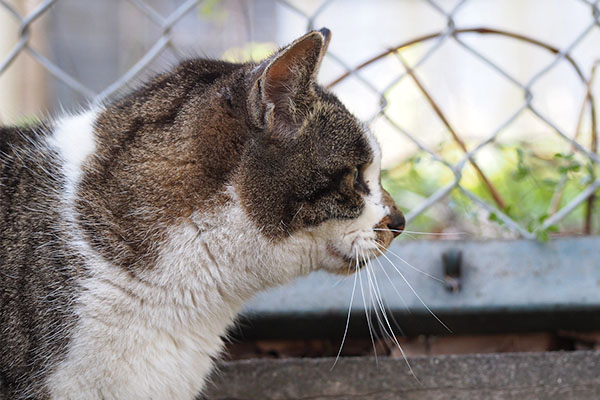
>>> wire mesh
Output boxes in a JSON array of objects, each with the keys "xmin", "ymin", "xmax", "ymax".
[{"xmin": 1, "ymin": 0, "xmax": 599, "ymax": 240}]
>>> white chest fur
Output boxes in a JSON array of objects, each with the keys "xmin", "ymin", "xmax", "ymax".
[{"xmin": 46, "ymin": 204, "xmax": 314, "ymax": 400}]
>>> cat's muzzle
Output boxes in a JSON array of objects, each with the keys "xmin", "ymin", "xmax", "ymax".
[{"xmin": 375, "ymin": 191, "xmax": 405, "ymax": 247}]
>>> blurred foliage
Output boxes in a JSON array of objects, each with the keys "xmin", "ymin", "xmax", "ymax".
[
  {"xmin": 382, "ymin": 140, "xmax": 600, "ymax": 240},
  {"xmin": 16, "ymin": 116, "xmax": 41, "ymax": 128},
  {"xmin": 197, "ymin": 0, "xmax": 227, "ymax": 23},
  {"xmin": 221, "ymin": 42, "xmax": 278, "ymax": 63}
]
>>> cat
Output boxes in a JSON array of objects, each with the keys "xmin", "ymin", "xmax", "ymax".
[{"xmin": 0, "ymin": 28, "xmax": 405, "ymax": 399}]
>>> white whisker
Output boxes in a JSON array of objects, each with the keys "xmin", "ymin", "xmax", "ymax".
[
  {"xmin": 400, "ymin": 232, "xmax": 417, "ymax": 240},
  {"xmin": 365, "ymin": 267, "xmax": 392, "ymax": 352},
  {"xmin": 364, "ymin": 257, "xmax": 418, "ymax": 380},
  {"xmin": 372, "ymin": 256, "xmax": 409, "ymax": 313},
  {"xmin": 371, "ymin": 256, "xmax": 409, "ymax": 335},
  {"xmin": 376, "ymin": 242, "xmax": 445, "ymax": 284},
  {"xmin": 364, "ymin": 261, "xmax": 395, "ymax": 341},
  {"xmin": 375, "ymin": 245, "xmax": 452, "ymax": 333},
  {"xmin": 363, "ymin": 255, "xmax": 388, "ymax": 335},
  {"xmin": 364, "ymin": 261, "xmax": 386, "ymax": 345},
  {"xmin": 332, "ymin": 275, "xmax": 348, "ymax": 287},
  {"xmin": 363, "ymin": 254, "xmax": 388, "ymax": 353},
  {"xmin": 357, "ymin": 252, "xmax": 378, "ymax": 363},
  {"xmin": 363, "ymin": 255, "xmax": 398, "ymax": 355},
  {"xmin": 373, "ymin": 228, "xmax": 465, "ymax": 236},
  {"xmin": 372, "ymin": 256, "xmax": 408, "ymax": 337},
  {"xmin": 331, "ymin": 261, "xmax": 359, "ymax": 370}
]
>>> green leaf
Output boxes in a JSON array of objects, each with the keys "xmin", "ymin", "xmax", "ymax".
[
  {"xmin": 536, "ymin": 230, "xmax": 550, "ymax": 242},
  {"xmin": 488, "ymin": 212, "xmax": 505, "ymax": 226},
  {"xmin": 547, "ymin": 224, "xmax": 559, "ymax": 233}
]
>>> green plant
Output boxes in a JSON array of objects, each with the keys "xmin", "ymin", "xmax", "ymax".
[{"xmin": 382, "ymin": 141, "xmax": 600, "ymax": 240}]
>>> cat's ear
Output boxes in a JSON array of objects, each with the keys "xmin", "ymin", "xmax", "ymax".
[{"xmin": 248, "ymin": 28, "xmax": 331, "ymax": 131}]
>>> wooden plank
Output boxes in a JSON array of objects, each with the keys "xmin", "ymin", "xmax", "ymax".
[{"xmin": 204, "ymin": 351, "xmax": 600, "ymax": 400}]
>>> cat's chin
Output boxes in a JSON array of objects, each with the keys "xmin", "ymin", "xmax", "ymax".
[
  {"xmin": 321, "ymin": 228, "xmax": 396, "ymax": 275},
  {"xmin": 323, "ymin": 243, "xmax": 371, "ymax": 275}
]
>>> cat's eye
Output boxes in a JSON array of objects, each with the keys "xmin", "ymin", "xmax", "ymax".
[
  {"xmin": 352, "ymin": 167, "xmax": 359, "ymax": 186},
  {"xmin": 352, "ymin": 165, "xmax": 370, "ymax": 195}
]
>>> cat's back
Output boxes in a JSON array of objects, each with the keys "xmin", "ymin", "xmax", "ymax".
[
  {"xmin": 0, "ymin": 123, "xmax": 60, "ymax": 248},
  {"xmin": 0, "ymin": 123, "xmax": 81, "ymax": 399},
  {"xmin": 0, "ymin": 123, "xmax": 60, "ymax": 253}
]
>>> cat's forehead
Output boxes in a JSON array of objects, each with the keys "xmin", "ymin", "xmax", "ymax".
[
  {"xmin": 307, "ymin": 91, "xmax": 376, "ymax": 167},
  {"xmin": 363, "ymin": 126, "xmax": 381, "ymax": 164}
]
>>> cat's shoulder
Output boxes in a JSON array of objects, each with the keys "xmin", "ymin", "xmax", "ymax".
[{"xmin": 0, "ymin": 123, "xmax": 52, "ymax": 157}]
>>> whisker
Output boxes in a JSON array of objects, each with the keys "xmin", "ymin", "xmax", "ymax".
[
  {"xmin": 363, "ymin": 257, "xmax": 418, "ymax": 380},
  {"xmin": 331, "ymin": 260, "xmax": 359, "ymax": 370},
  {"xmin": 375, "ymin": 246, "xmax": 452, "ymax": 333},
  {"xmin": 373, "ymin": 228, "xmax": 466, "ymax": 236},
  {"xmin": 375, "ymin": 242, "xmax": 445, "ymax": 284},
  {"xmin": 363, "ymin": 274, "xmax": 383, "ymax": 346},
  {"xmin": 366, "ymin": 275, "xmax": 389, "ymax": 358},
  {"xmin": 401, "ymin": 232, "xmax": 417, "ymax": 240},
  {"xmin": 373, "ymin": 256, "xmax": 410, "ymax": 314},
  {"xmin": 363, "ymin": 255, "xmax": 389, "ymax": 356},
  {"xmin": 357, "ymin": 252, "xmax": 378, "ymax": 364},
  {"xmin": 332, "ymin": 275, "xmax": 348, "ymax": 287},
  {"xmin": 363, "ymin": 258, "xmax": 387, "ymax": 348},
  {"xmin": 376, "ymin": 229, "xmax": 421, "ymax": 241},
  {"xmin": 365, "ymin": 255, "xmax": 400, "ymax": 313},
  {"xmin": 372, "ymin": 256, "xmax": 409, "ymax": 338},
  {"xmin": 363, "ymin": 255, "xmax": 389, "ymax": 334},
  {"xmin": 364, "ymin": 260, "xmax": 396, "ymax": 340}
]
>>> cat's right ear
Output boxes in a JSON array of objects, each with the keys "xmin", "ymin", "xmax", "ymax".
[{"xmin": 247, "ymin": 28, "xmax": 331, "ymax": 132}]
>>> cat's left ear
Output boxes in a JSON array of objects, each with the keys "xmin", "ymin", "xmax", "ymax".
[{"xmin": 248, "ymin": 28, "xmax": 331, "ymax": 131}]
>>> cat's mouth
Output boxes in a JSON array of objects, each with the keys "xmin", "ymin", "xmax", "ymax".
[
  {"xmin": 326, "ymin": 243, "xmax": 370, "ymax": 274},
  {"xmin": 324, "ymin": 223, "xmax": 399, "ymax": 275}
]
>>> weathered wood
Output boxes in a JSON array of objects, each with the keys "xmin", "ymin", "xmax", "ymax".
[{"xmin": 205, "ymin": 351, "xmax": 600, "ymax": 399}]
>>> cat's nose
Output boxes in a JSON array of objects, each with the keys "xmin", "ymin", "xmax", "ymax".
[
  {"xmin": 387, "ymin": 206, "xmax": 405, "ymax": 238},
  {"xmin": 381, "ymin": 188, "xmax": 405, "ymax": 238}
]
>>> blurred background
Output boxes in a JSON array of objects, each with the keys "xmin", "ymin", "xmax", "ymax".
[
  {"xmin": 0, "ymin": 0, "xmax": 600, "ymax": 240},
  {"xmin": 1, "ymin": 0, "xmax": 599, "ymax": 239},
  {"xmin": 2, "ymin": 0, "xmax": 600, "ymax": 363}
]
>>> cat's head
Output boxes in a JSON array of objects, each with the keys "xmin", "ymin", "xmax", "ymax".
[
  {"xmin": 234, "ymin": 29, "xmax": 405, "ymax": 274},
  {"xmin": 80, "ymin": 29, "xmax": 402, "ymax": 277}
]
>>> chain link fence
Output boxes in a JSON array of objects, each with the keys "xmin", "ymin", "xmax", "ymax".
[{"xmin": 1, "ymin": 0, "xmax": 599, "ymax": 240}]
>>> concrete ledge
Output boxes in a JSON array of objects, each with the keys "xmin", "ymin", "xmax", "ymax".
[{"xmin": 205, "ymin": 351, "xmax": 600, "ymax": 399}]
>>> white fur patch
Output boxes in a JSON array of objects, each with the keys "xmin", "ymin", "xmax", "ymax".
[
  {"xmin": 46, "ymin": 189, "xmax": 316, "ymax": 399},
  {"xmin": 46, "ymin": 110, "xmax": 98, "ymax": 200}
]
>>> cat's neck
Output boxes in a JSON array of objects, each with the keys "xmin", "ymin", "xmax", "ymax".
[
  {"xmin": 139, "ymin": 194, "xmax": 311, "ymax": 316},
  {"xmin": 47, "ymin": 161, "xmax": 315, "ymax": 398},
  {"xmin": 48, "ymin": 104, "xmax": 305, "ymax": 320},
  {"xmin": 71, "ymin": 64, "xmax": 253, "ymax": 273}
]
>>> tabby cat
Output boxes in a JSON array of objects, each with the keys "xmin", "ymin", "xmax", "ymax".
[{"xmin": 0, "ymin": 28, "xmax": 404, "ymax": 399}]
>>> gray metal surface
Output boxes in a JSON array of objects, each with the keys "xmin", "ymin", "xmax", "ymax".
[
  {"xmin": 205, "ymin": 351, "xmax": 600, "ymax": 400},
  {"xmin": 240, "ymin": 237, "xmax": 600, "ymax": 337}
]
